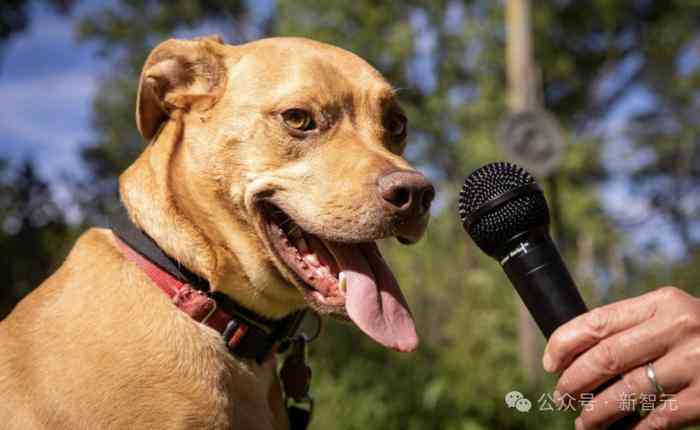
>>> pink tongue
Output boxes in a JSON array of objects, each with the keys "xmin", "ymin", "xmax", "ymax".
[{"xmin": 325, "ymin": 242, "xmax": 418, "ymax": 352}]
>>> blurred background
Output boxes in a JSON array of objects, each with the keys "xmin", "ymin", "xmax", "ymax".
[{"xmin": 2, "ymin": 0, "xmax": 700, "ymax": 428}]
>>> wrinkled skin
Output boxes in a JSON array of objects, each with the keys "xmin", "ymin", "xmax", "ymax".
[{"xmin": 544, "ymin": 287, "xmax": 700, "ymax": 430}]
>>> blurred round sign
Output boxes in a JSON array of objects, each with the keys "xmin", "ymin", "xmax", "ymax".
[{"xmin": 498, "ymin": 110, "xmax": 564, "ymax": 177}]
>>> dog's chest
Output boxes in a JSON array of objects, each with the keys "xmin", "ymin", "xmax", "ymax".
[{"xmin": 169, "ymin": 326, "xmax": 289, "ymax": 430}]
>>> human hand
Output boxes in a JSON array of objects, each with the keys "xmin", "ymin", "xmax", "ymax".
[{"xmin": 543, "ymin": 287, "xmax": 700, "ymax": 429}]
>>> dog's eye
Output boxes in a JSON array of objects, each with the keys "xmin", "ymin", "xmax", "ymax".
[
  {"xmin": 281, "ymin": 109, "xmax": 315, "ymax": 131},
  {"xmin": 386, "ymin": 113, "xmax": 407, "ymax": 137}
]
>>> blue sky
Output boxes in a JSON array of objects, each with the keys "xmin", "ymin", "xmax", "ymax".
[
  {"xmin": 0, "ymin": 1, "xmax": 692, "ymax": 259},
  {"xmin": 0, "ymin": 0, "xmax": 274, "ymax": 182},
  {"xmin": 0, "ymin": 1, "xmax": 110, "ymax": 181}
]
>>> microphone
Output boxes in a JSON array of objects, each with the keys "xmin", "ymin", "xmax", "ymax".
[
  {"xmin": 458, "ymin": 162, "xmax": 637, "ymax": 428},
  {"xmin": 457, "ymin": 161, "xmax": 586, "ymax": 337}
]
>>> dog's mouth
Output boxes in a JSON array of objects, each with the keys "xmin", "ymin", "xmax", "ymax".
[{"xmin": 259, "ymin": 202, "xmax": 418, "ymax": 352}]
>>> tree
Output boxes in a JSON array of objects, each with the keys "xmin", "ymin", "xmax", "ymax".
[
  {"xmin": 0, "ymin": 160, "xmax": 75, "ymax": 318},
  {"xmin": 66, "ymin": 1, "xmax": 700, "ymax": 428},
  {"xmin": 0, "ymin": 0, "xmax": 74, "ymax": 63}
]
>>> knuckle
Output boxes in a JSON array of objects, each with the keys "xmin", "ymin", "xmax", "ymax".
[
  {"xmin": 585, "ymin": 307, "xmax": 611, "ymax": 338},
  {"xmin": 593, "ymin": 340, "xmax": 623, "ymax": 375},
  {"xmin": 682, "ymin": 341, "xmax": 700, "ymax": 369},
  {"xmin": 691, "ymin": 342, "xmax": 700, "ymax": 361},
  {"xmin": 621, "ymin": 369, "xmax": 641, "ymax": 395},
  {"xmin": 656, "ymin": 286, "xmax": 687, "ymax": 303},
  {"xmin": 676, "ymin": 311, "xmax": 700, "ymax": 333}
]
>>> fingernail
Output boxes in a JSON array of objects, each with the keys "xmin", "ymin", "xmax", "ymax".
[
  {"xmin": 543, "ymin": 352, "xmax": 555, "ymax": 372},
  {"xmin": 575, "ymin": 417, "xmax": 585, "ymax": 430}
]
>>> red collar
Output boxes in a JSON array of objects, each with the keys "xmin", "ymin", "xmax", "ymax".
[{"xmin": 114, "ymin": 233, "xmax": 304, "ymax": 362}]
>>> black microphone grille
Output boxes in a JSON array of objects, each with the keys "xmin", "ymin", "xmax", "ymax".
[{"xmin": 458, "ymin": 162, "xmax": 550, "ymax": 256}]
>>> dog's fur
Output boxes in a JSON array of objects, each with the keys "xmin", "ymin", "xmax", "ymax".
[{"xmin": 0, "ymin": 36, "xmax": 431, "ymax": 429}]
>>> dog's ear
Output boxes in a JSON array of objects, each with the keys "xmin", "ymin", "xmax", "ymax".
[{"xmin": 136, "ymin": 35, "xmax": 227, "ymax": 141}]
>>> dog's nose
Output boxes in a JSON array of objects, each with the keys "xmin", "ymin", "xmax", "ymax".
[{"xmin": 378, "ymin": 170, "xmax": 435, "ymax": 216}]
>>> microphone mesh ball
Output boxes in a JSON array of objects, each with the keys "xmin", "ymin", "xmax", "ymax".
[{"xmin": 458, "ymin": 162, "xmax": 550, "ymax": 256}]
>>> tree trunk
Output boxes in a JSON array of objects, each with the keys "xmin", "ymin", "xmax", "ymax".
[{"xmin": 506, "ymin": 0, "xmax": 543, "ymax": 383}]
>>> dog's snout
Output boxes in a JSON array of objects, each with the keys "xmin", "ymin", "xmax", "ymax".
[{"xmin": 378, "ymin": 171, "xmax": 435, "ymax": 216}]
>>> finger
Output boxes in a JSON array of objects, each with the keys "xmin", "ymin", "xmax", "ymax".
[
  {"xmin": 631, "ymin": 388, "xmax": 700, "ymax": 430},
  {"xmin": 575, "ymin": 355, "xmax": 689, "ymax": 430},
  {"xmin": 555, "ymin": 316, "xmax": 679, "ymax": 398},
  {"xmin": 544, "ymin": 290, "xmax": 663, "ymax": 373}
]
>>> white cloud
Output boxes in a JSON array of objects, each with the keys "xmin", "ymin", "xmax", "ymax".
[
  {"xmin": 0, "ymin": 70, "xmax": 97, "ymax": 176},
  {"xmin": 0, "ymin": 71, "xmax": 96, "ymax": 142},
  {"xmin": 0, "ymin": 3, "xmax": 109, "ymax": 180}
]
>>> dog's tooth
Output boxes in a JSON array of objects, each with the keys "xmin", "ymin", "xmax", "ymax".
[
  {"xmin": 338, "ymin": 272, "xmax": 347, "ymax": 293},
  {"xmin": 296, "ymin": 236, "xmax": 309, "ymax": 253},
  {"xmin": 304, "ymin": 252, "xmax": 320, "ymax": 266}
]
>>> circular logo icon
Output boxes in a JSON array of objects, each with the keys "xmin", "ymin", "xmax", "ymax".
[
  {"xmin": 505, "ymin": 390, "xmax": 524, "ymax": 408},
  {"xmin": 516, "ymin": 398, "xmax": 532, "ymax": 413}
]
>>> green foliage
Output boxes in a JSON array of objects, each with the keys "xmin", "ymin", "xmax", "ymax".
[
  {"xmin": 0, "ymin": 0, "xmax": 73, "ymax": 47},
  {"xmin": 3, "ymin": 1, "xmax": 700, "ymax": 429},
  {"xmin": 0, "ymin": 161, "xmax": 79, "ymax": 318}
]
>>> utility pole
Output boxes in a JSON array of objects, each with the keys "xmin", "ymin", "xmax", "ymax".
[
  {"xmin": 504, "ymin": 0, "xmax": 544, "ymax": 384},
  {"xmin": 506, "ymin": 0, "xmax": 539, "ymax": 112}
]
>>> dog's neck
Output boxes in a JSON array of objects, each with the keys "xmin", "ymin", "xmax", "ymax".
[
  {"xmin": 120, "ymin": 117, "xmax": 297, "ymax": 319},
  {"xmin": 120, "ymin": 116, "xmax": 220, "ymax": 278}
]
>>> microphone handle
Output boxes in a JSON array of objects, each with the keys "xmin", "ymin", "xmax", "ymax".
[
  {"xmin": 501, "ymin": 233, "xmax": 637, "ymax": 429},
  {"xmin": 500, "ymin": 233, "xmax": 587, "ymax": 338}
]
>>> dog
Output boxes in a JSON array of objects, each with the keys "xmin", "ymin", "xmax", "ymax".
[{"xmin": 0, "ymin": 35, "xmax": 434, "ymax": 429}]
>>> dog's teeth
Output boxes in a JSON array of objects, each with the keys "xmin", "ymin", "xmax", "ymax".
[
  {"xmin": 296, "ymin": 237, "xmax": 309, "ymax": 253},
  {"xmin": 304, "ymin": 252, "xmax": 320, "ymax": 266},
  {"xmin": 338, "ymin": 272, "xmax": 347, "ymax": 293}
]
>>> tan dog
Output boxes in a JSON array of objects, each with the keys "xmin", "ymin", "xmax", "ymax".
[{"xmin": 0, "ymin": 36, "xmax": 434, "ymax": 429}]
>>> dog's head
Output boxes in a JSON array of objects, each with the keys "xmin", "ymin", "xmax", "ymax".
[{"xmin": 130, "ymin": 36, "xmax": 434, "ymax": 351}]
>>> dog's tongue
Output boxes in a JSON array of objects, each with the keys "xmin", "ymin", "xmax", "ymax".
[{"xmin": 326, "ymin": 241, "xmax": 418, "ymax": 352}]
